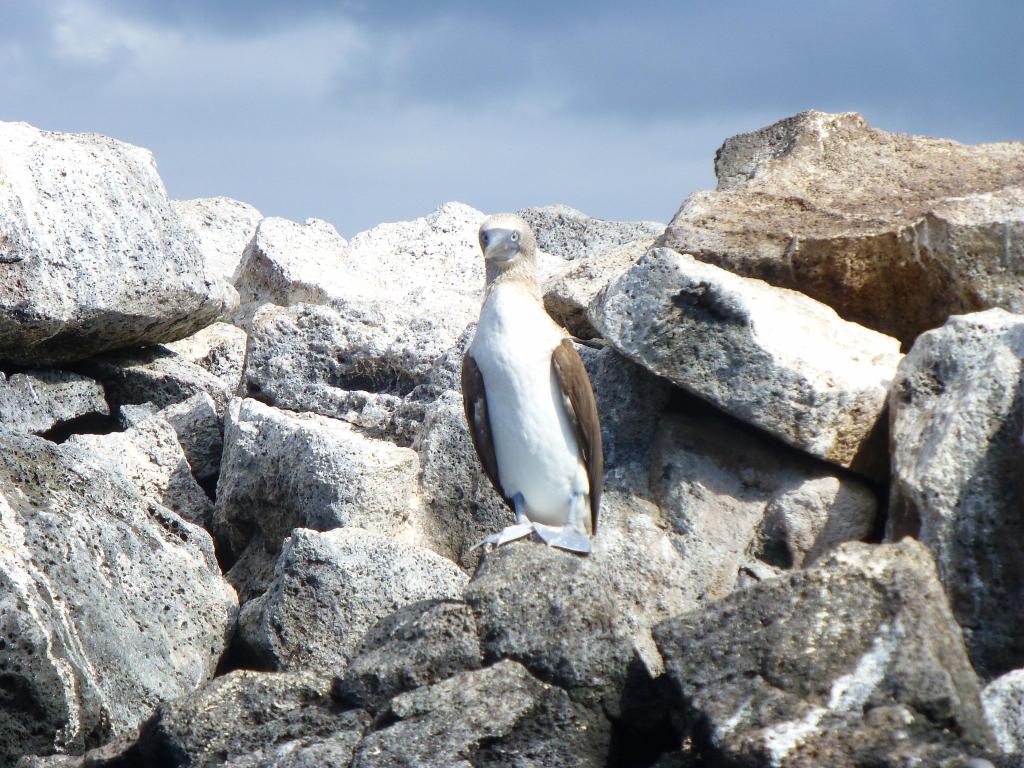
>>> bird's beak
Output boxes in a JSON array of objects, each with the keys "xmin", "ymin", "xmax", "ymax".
[{"xmin": 482, "ymin": 229, "xmax": 520, "ymax": 263}]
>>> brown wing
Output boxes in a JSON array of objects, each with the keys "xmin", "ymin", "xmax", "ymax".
[
  {"xmin": 461, "ymin": 352, "xmax": 513, "ymax": 510},
  {"xmin": 551, "ymin": 338, "xmax": 604, "ymax": 533}
]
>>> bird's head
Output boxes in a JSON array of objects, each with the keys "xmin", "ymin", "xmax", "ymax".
[{"xmin": 478, "ymin": 213, "xmax": 538, "ymax": 287}]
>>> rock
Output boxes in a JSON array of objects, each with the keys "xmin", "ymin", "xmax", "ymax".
[
  {"xmin": 66, "ymin": 413, "xmax": 213, "ymax": 526},
  {"xmin": 465, "ymin": 542, "xmax": 636, "ymax": 713},
  {"xmin": 594, "ymin": 246, "xmax": 902, "ymax": 476},
  {"xmin": 350, "ymin": 660, "xmax": 610, "ymax": 768},
  {"xmin": 413, "ymin": 389, "xmax": 512, "ymax": 568},
  {"xmin": 123, "ymin": 392, "xmax": 223, "ymax": 486},
  {"xmin": 172, "ymin": 196, "xmax": 262, "ymax": 284},
  {"xmin": 236, "ymin": 528, "xmax": 468, "ymax": 674},
  {"xmin": 124, "ymin": 670, "xmax": 366, "ymax": 768},
  {"xmin": 164, "ymin": 321, "xmax": 247, "ymax": 394},
  {"xmin": 888, "ymin": 308, "xmax": 1024, "ymax": 677},
  {"xmin": 243, "ymin": 302, "xmax": 426, "ymax": 444},
  {"xmin": 653, "ymin": 540, "xmax": 996, "ymax": 767},
  {"xmin": 649, "ymin": 405, "xmax": 878, "ymax": 603},
  {"xmin": 213, "ymin": 398, "xmax": 426, "ymax": 570},
  {"xmin": 336, "ymin": 600, "xmax": 483, "ymax": 712},
  {"xmin": 0, "ymin": 369, "xmax": 109, "ymax": 435},
  {"xmin": 0, "ymin": 121, "xmax": 234, "ymax": 366},
  {"xmin": 544, "ymin": 238, "xmax": 652, "ymax": 338},
  {"xmin": 518, "ymin": 204, "xmax": 663, "ymax": 262},
  {"xmin": 233, "ymin": 217, "xmax": 349, "ymax": 320},
  {"xmin": 659, "ymin": 110, "xmax": 1024, "ymax": 343},
  {"xmin": 0, "ymin": 431, "xmax": 236, "ymax": 764},
  {"xmin": 78, "ymin": 345, "xmax": 232, "ymax": 417},
  {"xmin": 982, "ymin": 669, "xmax": 1024, "ymax": 756}
]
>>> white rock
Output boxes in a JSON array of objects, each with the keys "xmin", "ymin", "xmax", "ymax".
[
  {"xmin": 982, "ymin": 669, "xmax": 1024, "ymax": 755},
  {"xmin": 236, "ymin": 527, "xmax": 467, "ymax": 674},
  {"xmin": 0, "ymin": 432, "xmax": 236, "ymax": 758},
  {"xmin": 173, "ymin": 196, "xmax": 262, "ymax": 284},
  {"xmin": 518, "ymin": 204, "xmax": 663, "ymax": 262},
  {"xmin": 67, "ymin": 413, "xmax": 213, "ymax": 526},
  {"xmin": 121, "ymin": 392, "xmax": 223, "ymax": 485},
  {"xmin": 164, "ymin": 321, "xmax": 247, "ymax": 394},
  {"xmin": 0, "ymin": 121, "xmax": 234, "ymax": 365},
  {"xmin": 593, "ymin": 247, "xmax": 903, "ymax": 476},
  {"xmin": 888, "ymin": 308, "xmax": 1024, "ymax": 676},
  {"xmin": 214, "ymin": 398, "xmax": 427, "ymax": 570},
  {"xmin": 0, "ymin": 369, "xmax": 109, "ymax": 435},
  {"xmin": 233, "ymin": 216, "xmax": 349, "ymax": 320}
]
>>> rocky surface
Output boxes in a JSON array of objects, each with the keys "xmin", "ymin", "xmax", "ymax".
[
  {"xmin": 659, "ymin": 110, "xmax": 1024, "ymax": 343},
  {"xmin": 888, "ymin": 308, "xmax": 1024, "ymax": 677},
  {"xmin": 172, "ymin": 196, "xmax": 262, "ymax": 285},
  {"xmin": 235, "ymin": 528, "xmax": 468, "ymax": 674},
  {"xmin": 654, "ymin": 540, "xmax": 997, "ymax": 767},
  {"xmin": 4, "ymin": 116, "xmax": 1022, "ymax": 767},
  {"xmin": 0, "ymin": 432, "xmax": 236, "ymax": 766},
  {"xmin": 0, "ymin": 370, "xmax": 109, "ymax": 435},
  {"xmin": 0, "ymin": 121, "xmax": 234, "ymax": 366},
  {"xmin": 594, "ymin": 246, "xmax": 902, "ymax": 477}
]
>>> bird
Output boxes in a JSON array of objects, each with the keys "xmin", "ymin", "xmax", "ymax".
[{"xmin": 461, "ymin": 213, "xmax": 603, "ymax": 554}]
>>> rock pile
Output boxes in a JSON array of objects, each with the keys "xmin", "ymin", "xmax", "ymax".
[{"xmin": 2, "ymin": 112, "xmax": 1022, "ymax": 767}]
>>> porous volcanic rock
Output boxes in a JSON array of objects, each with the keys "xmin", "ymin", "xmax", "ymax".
[
  {"xmin": 172, "ymin": 196, "xmax": 262, "ymax": 284},
  {"xmin": 888, "ymin": 308, "xmax": 1024, "ymax": 677},
  {"xmin": 0, "ymin": 369, "xmax": 109, "ymax": 435},
  {"xmin": 659, "ymin": 110, "xmax": 1024, "ymax": 342},
  {"xmin": 0, "ymin": 121, "xmax": 234, "ymax": 365}
]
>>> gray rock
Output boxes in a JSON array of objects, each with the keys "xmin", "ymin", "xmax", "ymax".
[
  {"xmin": 465, "ymin": 542, "xmax": 636, "ymax": 713},
  {"xmin": 214, "ymin": 398, "xmax": 427, "ymax": 570},
  {"xmin": 172, "ymin": 196, "xmax": 262, "ymax": 284},
  {"xmin": 79, "ymin": 345, "xmax": 232, "ymax": 417},
  {"xmin": 152, "ymin": 392, "xmax": 223, "ymax": 486},
  {"xmin": 233, "ymin": 216, "xmax": 349, "ymax": 321},
  {"xmin": 594, "ymin": 247, "xmax": 902, "ymax": 476},
  {"xmin": 164, "ymin": 321, "xmax": 247, "ymax": 395},
  {"xmin": 660, "ymin": 110, "xmax": 1024, "ymax": 343},
  {"xmin": 0, "ymin": 369, "xmax": 109, "ymax": 435},
  {"xmin": 518, "ymin": 204, "xmax": 663, "ymax": 262},
  {"xmin": 351, "ymin": 660, "xmax": 610, "ymax": 768},
  {"xmin": 131, "ymin": 670, "xmax": 367, "ymax": 768},
  {"xmin": 66, "ymin": 413, "xmax": 213, "ymax": 526},
  {"xmin": 544, "ymin": 238, "xmax": 652, "ymax": 338},
  {"xmin": 649, "ymin": 405, "xmax": 878, "ymax": 599},
  {"xmin": 0, "ymin": 121, "xmax": 234, "ymax": 366},
  {"xmin": 237, "ymin": 528, "xmax": 467, "ymax": 674},
  {"xmin": 0, "ymin": 432, "xmax": 236, "ymax": 764},
  {"xmin": 982, "ymin": 669, "xmax": 1024, "ymax": 756},
  {"xmin": 888, "ymin": 308, "xmax": 1024, "ymax": 677},
  {"xmin": 654, "ymin": 540, "xmax": 995, "ymax": 767},
  {"xmin": 336, "ymin": 600, "xmax": 483, "ymax": 711},
  {"xmin": 243, "ymin": 302, "xmax": 427, "ymax": 444}
]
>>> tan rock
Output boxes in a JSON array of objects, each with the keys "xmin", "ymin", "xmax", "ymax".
[{"xmin": 660, "ymin": 110, "xmax": 1024, "ymax": 343}]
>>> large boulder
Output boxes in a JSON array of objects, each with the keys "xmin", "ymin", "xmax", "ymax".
[
  {"xmin": 0, "ymin": 369, "xmax": 109, "ymax": 435},
  {"xmin": 172, "ymin": 196, "xmax": 262, "ymax": 284},
  {"xmin": 350, "ymin": 660, "xmax": 610, "ymax": 768},
  {"xmin": 982, "ymin": 670, "xmax": 1024, "ymax": 758},
  {"xmin": 66, "ymin": 413, "xmax": 213, "ymax": 526},
  {"xmin": 518, "ymin": 204, "xmax": 663, "ymax": 262},
  {"xmin": 213, "ymin": 398, "xmax": 427, "ymax": 572},
  {"xmin": 236, "ymin": 528, "xmax": 468, "ymax": 675},
  {"xmin": 888, "ymin": 308, "xmax": 1024, "ymax": 677},
  {"xmin": 659, "ymin": 110, "xmax": 1024, "ymax": 342},
  {"xmin": 594, "ymin": 246, "xmax": 902, "ymax": 477},
  {"xmin": 0, "ymin": 121, "xmax": 234, "ymax": 365},
  {"xmin": 653, "ymin": 540, "xmax": 996, "ymax": 767},
  {"xmin": 0, "ymin": 432, "xmax": 236, "ymax": 764}
]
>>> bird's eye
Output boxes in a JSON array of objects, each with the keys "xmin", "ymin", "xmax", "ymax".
[
  {"xmin": 481, "ymin": 232, "xmax": 489, "ymax": 245},
  {"xmin": 510, "ymin": 231, "xmax": 520, "ymax": 242}
]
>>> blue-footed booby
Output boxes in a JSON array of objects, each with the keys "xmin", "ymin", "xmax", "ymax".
[{"xmin": 462, "ymin": 213, "xmax": 603, "ymax": 554}]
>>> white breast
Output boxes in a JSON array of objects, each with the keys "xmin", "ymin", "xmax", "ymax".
[{"xmin": 469, "ymin": 283, "xmax": 589, "ymax": 526}]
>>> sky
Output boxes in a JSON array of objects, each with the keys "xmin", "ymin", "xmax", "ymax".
[{"xmin": 1, "ymin": 0, "xmax": 1022, "ymax": 236}]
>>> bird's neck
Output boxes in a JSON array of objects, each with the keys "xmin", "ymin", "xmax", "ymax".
[{"xmin": 486, "ymin": 259, "xmax": 541, "ymax": 299}]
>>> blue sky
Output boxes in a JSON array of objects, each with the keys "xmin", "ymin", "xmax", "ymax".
[{"xmin": 1, "ymin": 1, "xmax": 1021, "ymax": 235}]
